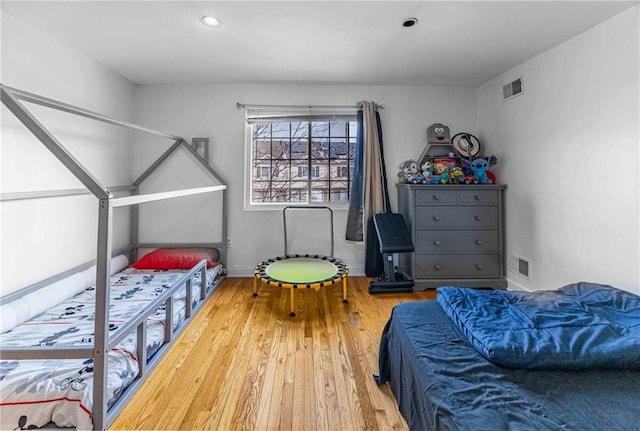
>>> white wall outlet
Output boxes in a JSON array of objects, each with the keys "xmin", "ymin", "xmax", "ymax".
[{"xmin": 226, "ymin": 237, "xmax": 232, "ymax": 248}]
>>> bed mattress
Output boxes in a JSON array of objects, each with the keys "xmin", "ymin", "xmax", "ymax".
[
  {"xmin": 0, "ymin": 266, "xmax": 221, "ymax": 430},
  {"xmin": 377, "ymin": 300, "xmax": 640, "ymax": 431}
]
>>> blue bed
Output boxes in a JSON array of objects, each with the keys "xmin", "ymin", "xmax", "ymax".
[{"xmin": 376, "ymin": 283, "xmax": 640, "ymax": 431}]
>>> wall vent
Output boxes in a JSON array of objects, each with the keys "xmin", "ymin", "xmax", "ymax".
[
  {"xmin": 508, "ymin": 254, "xmax": 531, "ymax": 280},
  {"xmin": 502, "ymin": 77, "xmax": 523, "ymax": 101}
]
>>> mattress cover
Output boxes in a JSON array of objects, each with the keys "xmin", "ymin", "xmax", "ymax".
[
  {"xmin": 377, "ymin": 300, "xmax": 640, "ymax": 431},
  {"xmin": 0, "ymin": 266, "xmax": 220, "ymax": 431}
]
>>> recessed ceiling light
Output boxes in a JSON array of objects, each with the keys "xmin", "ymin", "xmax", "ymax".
[
  {"xmin": 402, "ymin": 17, "xmax": 418, "ymax": 28},
  {"xmin": 201, "ymin": 15, "xmax": 221, "ymax": 27}
]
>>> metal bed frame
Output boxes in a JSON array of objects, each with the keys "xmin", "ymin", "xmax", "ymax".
[{"xmin": 0, "ymin": 84, "xmax": 227, "ymax": 430}]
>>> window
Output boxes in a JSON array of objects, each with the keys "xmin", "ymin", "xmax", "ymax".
[
  {"xmin": 333, "ymin": 190, "xmax": 349, "ymax": 202},
  {"xmin": 256, "ymin": 167, "xmax": 271, "ymax": 178},
  {"xmin": 246, "ymin": 113, "xmax": 357, "ymax": 206},
  {"xmin": 298, "ymin": 166, "xmax": 320, "ymax": 178}
]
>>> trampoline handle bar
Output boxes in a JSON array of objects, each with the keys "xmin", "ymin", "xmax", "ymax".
[{"xmin": 283, "ymin": 206, "xmax": 334, "ymax": 258}]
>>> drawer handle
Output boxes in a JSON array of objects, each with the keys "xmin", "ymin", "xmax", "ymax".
[
  {"xmin": 434, "ymin": 264, "xmax": 442, "ymax": 270},
  {"xmin": 433, "ymin": 195, "xmax": 439, "ymax": 200},
  {"xmin": 433, "ymin": 216, "xmax": 440, "ymax": 221},
  {"xmin": 474, "ymin": 215, "xmax": 481, "ymax": 221},
  {"xmin": 433, "ymin": 240, "xmax": 441, "ymax": 246},
  {"xmin": 475, "ymin": 264, "xmax": 483, "ymax": 270},
  {"xmin": 475, "ymin": 240, "xmax": 483, "ymax": 246},
  {"xmin": 474, "ymin": 195, "xmax": 483, "ymax": 200}
]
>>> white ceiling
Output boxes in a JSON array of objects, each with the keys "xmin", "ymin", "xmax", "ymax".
[{"xmin": 2, "ymin": 1, "xmax": 637, "ymax": 87}]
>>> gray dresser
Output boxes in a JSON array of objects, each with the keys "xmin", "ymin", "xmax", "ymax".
[{"xmin": 397, "ymin": 184, "xmax": 507, "ymax": 290}]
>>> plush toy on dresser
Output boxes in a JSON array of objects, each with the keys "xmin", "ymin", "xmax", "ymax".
[
  {"xmin": 429, "ymin": 161, "xmax": 450, "ymax": 184},
  {"xmin": 462, "ymin": 156, "xmax": 498, "ymax": 184},
  {"xmin": 449, "ymin": 166, "xmax": 465, "ymax": 184},
  {"xmin": 420, "ymin": 161, "xmax": 432, "ymax": 183},
  {"xmin": 461, "ymin": 156, "xmax": 498, "ymax": 184},
  {"xmin": 398, "ymin": 160, "xmax": 419, "ymax": 184}
]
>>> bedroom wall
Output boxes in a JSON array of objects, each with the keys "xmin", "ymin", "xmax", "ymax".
[
  {"xmin": 133, "ymin": 84, "xmax": 478, "ymax": 276},
  {"xmin": 0, "ymin": 13, "xmax": 136, "ymax": 296},
  {"xmin": 476, "ymin": 6, "xmax": 640, "ymax": 294}
]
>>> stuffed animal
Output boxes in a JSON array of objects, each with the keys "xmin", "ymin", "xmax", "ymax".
[
  {"xmin": 410, "ymin": 174, "xmax": 426, "ymax": 184},
  {"xmin": 430, "ymin": 162, "xmax": 450, "ymax": 184},
  {"xmin": 449, "ymin": 166, "xmax": 465, "ymax": 184},
  {"xmin": 398, "ymin": 160, "xmax": 418, "ymax": 184},
  {"xmin": 462, "ymin": 156, "xmax": 497, "ymax": 184},
  {"xmin": 420, "ymin": 161, "xmax": 432, "ymax": 182}
]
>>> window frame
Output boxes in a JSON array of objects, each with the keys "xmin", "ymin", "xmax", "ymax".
[{"xmin": 244, "ymin": 111, "xmax": 357, "ymax": 210}]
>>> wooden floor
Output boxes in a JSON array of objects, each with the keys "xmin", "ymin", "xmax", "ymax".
[{"xmin": 110, "ymin": 276, "xmax": 436, "ymax": 431}]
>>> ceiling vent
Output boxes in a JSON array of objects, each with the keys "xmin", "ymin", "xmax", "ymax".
[{"xmin": 502, "ymin": 77, "xmax": 523, "ymax": 101}]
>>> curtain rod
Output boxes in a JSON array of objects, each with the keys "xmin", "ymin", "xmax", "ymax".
[{"xmin": 236, "ymin": 102, "xmax": 384, "ymax": 110}]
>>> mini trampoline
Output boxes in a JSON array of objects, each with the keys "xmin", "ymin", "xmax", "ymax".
[{"xmin": 253, "ymin": 206, "xmax": 349, "ymax": 317}]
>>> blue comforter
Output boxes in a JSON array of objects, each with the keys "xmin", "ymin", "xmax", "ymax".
[
  {"xmin": 376, "ymin": 299, "xmax": 640, "ymax": 431},
  {"xmin": 436, "ymin": 282, "xmax": 640, "ymax": 369}
]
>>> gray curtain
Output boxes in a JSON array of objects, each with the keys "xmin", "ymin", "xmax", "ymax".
[{"xmin": 346, "ymin": 101, "xmax": 385, "ymax": 241}]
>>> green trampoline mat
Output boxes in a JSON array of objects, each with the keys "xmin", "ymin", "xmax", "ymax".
[{"xmin": 265, "ymin": 258, "xmax": 339, "ymax": 284}]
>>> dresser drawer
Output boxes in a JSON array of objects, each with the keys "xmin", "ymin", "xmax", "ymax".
[
  {"xmin": 416, "ymin": 206, "xmax": 498, "ymax": 229},
  {"xmin": 416, "ymin": 230, "xmax": 499, "ymax": 253},
  {"xmin": 458, "ymin": 189, "xmax": 498, "ymax": 205},
  {"xmin": 416, "ymin": 254, "xmax": 499, "ymax": 278},
  {"xmin": 415, "ymin": 190, "xmax": 457, "ymax": 205}
]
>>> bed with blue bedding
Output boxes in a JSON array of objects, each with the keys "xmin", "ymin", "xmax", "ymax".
[{"xmin": 376, "ymin": 282, "xmax": 640, "ymax": 430}]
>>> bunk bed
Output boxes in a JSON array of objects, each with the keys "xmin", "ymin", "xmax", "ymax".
[
  {"xmin": 376, "ymin": 283, "xmax": 640, "ymax": 431},
  {"xmin": 0, "ymin": 85, "xmax": 228, "ymax": 430}
]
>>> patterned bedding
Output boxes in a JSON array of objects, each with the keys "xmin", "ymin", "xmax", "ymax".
[{"xmin": 0, "ymin": 266, "xmax": 221, "ymax": 430}]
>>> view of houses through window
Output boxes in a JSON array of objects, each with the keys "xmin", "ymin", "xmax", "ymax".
[{"xmin": 249, "ymin": 117, "xmax": 357, "ymax": 204}]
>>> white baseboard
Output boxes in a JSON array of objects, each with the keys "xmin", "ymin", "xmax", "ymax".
[
  {"xmin": 229, "ymin": 266, "xmax": 521, "ymax": 285},
  {"xmin": 226, "ymin": 263, "xmax": 366, "ymax": 277},
  {"xmin": 345, "ymin": 264, "xmax": 364, "ymax": 276},
  {"xmin": 506, "ymin": 276, "xmax": 533, "ymax": 292},
  {"xmin": 225, "ymin": 266, "xmax": 257, "ymax": 277}
]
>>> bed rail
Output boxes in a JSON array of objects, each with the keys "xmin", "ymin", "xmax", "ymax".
[
  {"xmin": 107, "ymin": 260, "xmax": 208, "ymax": 348},
  {"xmin": 0, "ymin": 346, "xmax": 94, "ymax": 360}
]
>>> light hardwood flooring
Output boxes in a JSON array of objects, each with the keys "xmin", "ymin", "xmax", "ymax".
[{"xmin": 110, "ymin": 276, "xmax": 436, "ymax": 431}]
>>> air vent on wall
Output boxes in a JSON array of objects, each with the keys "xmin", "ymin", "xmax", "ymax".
[
  {"xmin": 508, "ymin": 254, "xmax": 531, "ymax": 280},
  {"xmin": 502, "ymin": 77, "xmax": 523, "ymax": 101}
]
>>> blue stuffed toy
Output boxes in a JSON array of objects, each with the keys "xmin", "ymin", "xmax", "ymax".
[{"xmin": 463, "ymin": 156, "xmax": 497, "ymax": 184}]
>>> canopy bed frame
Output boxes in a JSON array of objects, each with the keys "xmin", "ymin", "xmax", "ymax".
[{"xmin": 0, "ymin": 84, "xmax": 227, "ymax": 430}]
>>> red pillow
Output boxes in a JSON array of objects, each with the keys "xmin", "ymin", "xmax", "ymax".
[{"xmin": 132, "ymin": 248, "xmax": 220, "ymax": 270}]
